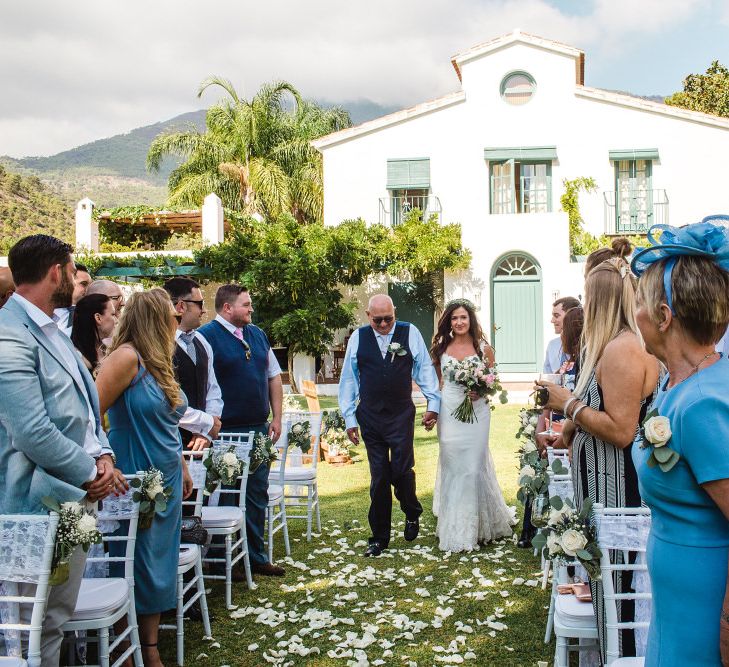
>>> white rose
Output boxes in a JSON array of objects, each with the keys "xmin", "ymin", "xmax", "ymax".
[
  {"xmin": 524, "ymin": 424, "xmax": 535, "ymax": 436},
  {"xmin": 223, "ymin": 452, "xmax": 238, "ymax": 467},
  {"xmin": 529, "ymin": 415, "xmax": 539, "ymax": 427},
  {"xmin": 77, "ymin": 513, "xmax": 98, "ymax": 536},
  {"xmin": 147, "ymin": 483, "xmax": 164, "ymax": 499},
  {"xmin": 546, "ymin": 531, "xmax": 562, "ymax": 556},
  {"xmin": 61, "ymin": 501, "xmax": 83, "ymax": 514},
  {"xmin": 522, "ymin": 441, "xmax": 537, "ymax": 454},
  {"xmin": 389, "ymin": 343, "xmax": 401, "ymax": 351},
  {"xmin": 292, "ymin": 424, "xmax": 303, "ymax": 435},
  {"xmin": 519, "ymin": 465, "xmax": 536, "ymax": 480},
  {"xmin": 548, "ymin": 505, "xmax": 573, "ymax": 526},
  {"xmin": 644, "ymin": 416, "xmax": 672, "ymax": 447},
  {"xmin": 560, "ymin": 529, "xmax": 588, "ymax": 557}
]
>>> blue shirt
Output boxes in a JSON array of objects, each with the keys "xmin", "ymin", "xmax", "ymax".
[{"xmin": 338, "ymin": 321, "xmax": 441, "ymax": 429}]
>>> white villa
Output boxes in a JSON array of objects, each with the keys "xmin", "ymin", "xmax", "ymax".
[{"xmin": 313, "ymin": 30, "xmax": 729, "ymax": 373}]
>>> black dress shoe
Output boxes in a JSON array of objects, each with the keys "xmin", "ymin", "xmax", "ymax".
[
  {"xmin": 517, "ymin": 536, "xmax": 533, "ymax": 549},
  {"xmin": 252, "ymin": 562, "xmax": 286, "ymax": 576},
  {"xmin": 404, "ymin": 519, "xmax": 419, "ymax": 542},
  {"xmin": 185, "ymin": 600, "xmax": 214, "ymax": 623},
  {"xmin": 364, "ymin": 542, "xmax": 385, "ymax": 557}
]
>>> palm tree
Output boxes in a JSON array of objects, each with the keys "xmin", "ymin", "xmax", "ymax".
[{"xmin": 147, "ymin": 78, "xmax": 351, "ymax": 222}]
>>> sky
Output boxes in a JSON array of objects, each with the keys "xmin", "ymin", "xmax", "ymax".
[{"xmin": 2, "ymin": 0, "xmax": 729, "ymax": 158}]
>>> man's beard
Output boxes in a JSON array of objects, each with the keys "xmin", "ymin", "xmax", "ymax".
[{"xmin": 51, "ymin": 266, "xmax": 74, "ymax": 308}]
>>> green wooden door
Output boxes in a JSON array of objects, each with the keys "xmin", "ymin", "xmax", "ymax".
[
  {"xmin": 491, "ymin": 254, "xmax": 542, "ymax": 372},
  {"xmin": 388, "ymin": 282, "xmax": 434, "ymax": 346}
]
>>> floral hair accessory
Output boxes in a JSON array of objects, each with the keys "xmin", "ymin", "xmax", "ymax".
[
  {"xmin": 444, "ymin": 297, "xmax": 477, "ymax": 311},
  {"xmin": 631, "ymin": 218, "xmax": 729, "ymax": 314}
]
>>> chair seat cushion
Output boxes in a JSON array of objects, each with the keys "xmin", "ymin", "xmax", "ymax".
[
  {"xmin": 202, "ymin": 506, "xmax": 243, "ymax": 528},
  {"xmin": 268, "ymin": 484, "xmax": 284, "ymax": 503},
  {"xmin": 179, "ymin": 544, "xmax": 199, "ymax": 567},
  {"xmin": 0, "ymin": 657, "xmax": 27, "ymax": 666},
  {"xmin": 269, "ymin": 466, "xmax": 316, "ymax": 482},
  {"xmin": 555, "ymin": 593, "xmax": 596, "ymax": 627},
  {"xmin": 71, "ymin": 578, "xmax": 128, "ymax": 621},
  {"xmin": 611, "ymin": 659, "xmax": 644, "ymax": 666}
]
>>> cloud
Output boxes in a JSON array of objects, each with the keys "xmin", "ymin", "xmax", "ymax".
[{"xmin": 0, "ymin": 0, "xmax": 710, "ymax": 157}]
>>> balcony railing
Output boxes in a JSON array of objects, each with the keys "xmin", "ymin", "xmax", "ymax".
[
  {"xmin": 379, "ymin": 195, "xmax": 442, "ymax": 226},
  {"xmin": 603, "ymin": 189, "xmax": 668, "ymax": 234}
]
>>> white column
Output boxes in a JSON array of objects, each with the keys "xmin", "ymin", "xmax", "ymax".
[
  {"xmin": 292, "ymin": 354, "xmax": 316, "ymax": 389},
  {"xmin": 201, "ymin": 193, "xmax": 224, "ymax": 246},
  {"xmin": 75, "ymin": 197, "xmax": 98, "ymax": 252}
]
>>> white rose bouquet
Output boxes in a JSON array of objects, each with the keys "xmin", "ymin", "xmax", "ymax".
[
  {"xmin": 42, "ymin": 497, "xmax": 103, "ymax": 585},
  {"xmin": 250, "ymin": 432, "xmax": 278, "ymax": 473},
  {"xmin": 442, "ymin": 355, "xmax": 508, "ymax": 423},
  {"xmin": 639, "ymin": 409, "xmax": 679, "ymax": 472},
  {"xmin": 322, "ymin": 428, "xmax": 352, "ymax": 457},
  {"xmin": 130, "ymin": 468, "xmax": 172, "ymax": 530},
  {"xmin": 204, "ymin": 446, "xmax": 246, "ymax": 494},
  {"xmin": 531, "ymin": 496, "xmax": 602, "ymax": 580},
  {"xmin": 287, "ymin": 421, "xmax": 312, "ymax": 454}
]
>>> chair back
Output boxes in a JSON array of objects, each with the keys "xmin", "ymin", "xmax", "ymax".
[
  {"xmin": 546, "ymin": 446, "xmax": 570, "ymax": 468},
  {"xmin": 301, "ymin": 380, "xmax": 320, "ymax": 412},
  {"xmin": 0, "ymin": 512, "xmax": 59, "ymax": 666},
  {"xmin": 212, "ymin": 432, "xmax": 255, "ymax": 510},
  {"xmin": 594, "ymin": 504, "xmax": 652, "ymax": 664},
  {"xmin": 182, "ymin": 451, "xmax": 211, "ymax": 517},
  {"xmin": 547, "ymin": 471, "xmax": 574, "ymax": 504},
  {"xmin": 269, "ymin": 431, "xmax": 292, "ymax": 487},
  {"xmin": 280, "ymin": 411, "xmax": 322, "ymax": 472}
]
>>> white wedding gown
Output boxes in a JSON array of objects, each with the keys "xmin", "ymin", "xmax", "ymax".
[{"xmin": 433, "ymin": 354, "xmax": 515, "ymax": 552}]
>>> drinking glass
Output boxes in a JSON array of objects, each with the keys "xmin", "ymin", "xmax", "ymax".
[{"xmin": 531, "ymin": 493, "xmax": 551, "ymax": 528}]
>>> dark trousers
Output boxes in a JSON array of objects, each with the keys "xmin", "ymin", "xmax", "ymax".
[
  {"xmin": 519, "ymin": 497, "xmax": 536, "ymax": 541},
  {"xmin": 357, "ymin": 403, "xmax": 422, "ymax": 546},
  {"xmin": 218, "ymin": 424, "xmax": 270, "ymax": 566}
]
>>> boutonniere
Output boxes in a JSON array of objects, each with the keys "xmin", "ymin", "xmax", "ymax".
[
  {"xmin": 387, "ymin": 342, "xmax": 407, "ymax": 363},
  {"xmin": 639, "ymin": 409, "xmax": 680, "ymax": 472}
]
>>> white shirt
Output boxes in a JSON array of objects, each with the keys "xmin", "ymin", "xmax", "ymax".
[
  {"xmin": 14, "ymin": 294, "xmax": 99, "ymax": 482},
  {"xmin": 543, "ymin": 336, "xmax": 566, "ymax": 374},
  {"xmin": 213, "ymin": 314, "xmax": 282, "ymax": 378},
  {"xmin": 175, "ymin": 328, "xmax": 224, "ymax": 438},
  {"xmin": 53, "ymin": 306, "xmax": 74, "ymax": 338}
]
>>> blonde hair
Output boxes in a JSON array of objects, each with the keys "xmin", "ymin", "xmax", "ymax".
[
  {"xmin": 108, "ymin": 287, "xmax": 182, "ymax": 409},
  {"xmin": 575, "ymin": 258, "xmax": 641, "ymax": 397},
  {"xmin": 637, "ymin": 256, "xmax": 729, "ymax": 346},
  {"xmin": 584, "ymin": 237, "xmax": 633, "ymax": 278}
]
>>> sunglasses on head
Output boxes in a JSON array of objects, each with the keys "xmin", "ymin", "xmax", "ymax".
[{"xmin": 372, "ymin": 315, "xmax": 394, "ymax": 325}]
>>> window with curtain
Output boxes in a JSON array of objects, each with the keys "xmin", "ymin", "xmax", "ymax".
[{"xmin": 490, "ymin": 161, "xmax": 551, "ymax": 214}]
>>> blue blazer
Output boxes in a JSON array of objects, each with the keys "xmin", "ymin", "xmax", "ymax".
[{"xmin": 0, "ymin": 297, "xmax": 111, "ymax": 513}]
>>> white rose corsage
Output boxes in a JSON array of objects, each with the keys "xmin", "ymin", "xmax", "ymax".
[
  {"xmin": 639, "ymin": 409, "xmax": 679, "ymax": 472},
  {"xmin": 387, "ymin": 342, "xmax": 408, "ymax": 363}
]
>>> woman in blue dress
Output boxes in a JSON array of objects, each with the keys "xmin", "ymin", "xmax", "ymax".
[
  {"xmin": 97, "ymin": 287, "xmax": 193, "ymax": 667},
  {"xmin": 631, "ymin": 218, "xmax": 729, "ymax": 666}
]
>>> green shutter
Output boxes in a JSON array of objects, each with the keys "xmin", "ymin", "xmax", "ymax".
[
  {"xmin": 608, "ymin": 148, "xmax": 659, "ymax": 161},
  {"xmin": 386, "ymin": 158, "xmax": 430, "ymax": 189},
  {"xmin": 483, "ymin": 146, "xmax": 557, "ymax": 161}
]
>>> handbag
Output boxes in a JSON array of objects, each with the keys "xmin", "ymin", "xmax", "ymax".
[{"xmin": 180, "ymin": 516, "xmax": 208, "ymax": 545}]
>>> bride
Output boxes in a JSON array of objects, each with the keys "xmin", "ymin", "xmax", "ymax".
[{"xmin": 431, "ymin": 299, "xmax": 514, "ymax": 552}]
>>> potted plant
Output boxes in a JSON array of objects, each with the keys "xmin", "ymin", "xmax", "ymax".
[{"xmin": 321, "ymin": 409, "xmax": 355, "ymax": 465}]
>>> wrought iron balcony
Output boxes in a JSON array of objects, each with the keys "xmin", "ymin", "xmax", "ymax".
[
  {"xmin": 379, "ymin": 195, "xmax": 442, "ymax": 226},
  {"xmin": 603, "ymin": 189, "xmax": 668, "ymax": 234}
]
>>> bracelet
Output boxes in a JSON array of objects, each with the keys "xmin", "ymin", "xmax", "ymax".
[
  {"xmin": 572, "ymin": 404, "xmax": 588, "ymax": 424},
  {"xmin": 563, "ymin": 397, "xmax": 578, "ymax": 416}
]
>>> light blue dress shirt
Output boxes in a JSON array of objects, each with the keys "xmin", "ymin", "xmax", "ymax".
[{"xmin": 338, "ymin": 322, "xmax": 441, "ymax": 429}]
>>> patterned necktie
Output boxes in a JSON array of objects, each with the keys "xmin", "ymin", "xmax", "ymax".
[
  {"xmin": 233, "ymin": 327, "xmax": 244, "ymax": 342},
  {"xmin": 179, "ymin": 331, "xmax": 197, "ymax": 364}
]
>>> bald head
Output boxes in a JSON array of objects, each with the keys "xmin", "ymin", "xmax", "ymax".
[
  {"xmin": 0, "ymin": 267, "xmax": 15, "ymax": 309},
  {"xmin": 366, "ymin": 293, "xmax": 396, "ymax": 335},
  {"xmin": 86, "ymin": 279, "xmax": 125, "ymax": 312}
]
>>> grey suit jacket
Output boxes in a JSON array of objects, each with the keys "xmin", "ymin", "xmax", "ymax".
[{"xmin": 0, "ymin": 296, "xmax": 111, "ymax": 514}]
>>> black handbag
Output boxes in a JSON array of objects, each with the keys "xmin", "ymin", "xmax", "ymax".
[{"xmin": 181, "ymin": 516, "xmax": 208, "ymax": 545}]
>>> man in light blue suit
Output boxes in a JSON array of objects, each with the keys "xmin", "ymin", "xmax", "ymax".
[{"xmin": 0, "ymin": 235, "xmax": 121, "ymax": 666}]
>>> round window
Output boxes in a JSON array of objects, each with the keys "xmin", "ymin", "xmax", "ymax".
[{"xmin": 500, "ymin": 72, "xmax": 536, "ymax": 106}]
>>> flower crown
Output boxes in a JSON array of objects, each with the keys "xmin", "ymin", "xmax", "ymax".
[{"xmin": 445, "ymin": 298, "xmax": 477, "ymax": 311}]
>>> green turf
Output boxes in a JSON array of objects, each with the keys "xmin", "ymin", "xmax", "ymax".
[{"xmin": 160, "ymin": 403, "xmax": 554, "ymax": 666}]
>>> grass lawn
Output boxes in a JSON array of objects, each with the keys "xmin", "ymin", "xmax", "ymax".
[{"xmin": 160, "ymin": 403, "xmax": 553, "ymax": 666}]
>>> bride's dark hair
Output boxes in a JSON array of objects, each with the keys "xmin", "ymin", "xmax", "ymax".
[{"xmin": 430, "ymin": 299, "xmax": 489, "ymax": 363}]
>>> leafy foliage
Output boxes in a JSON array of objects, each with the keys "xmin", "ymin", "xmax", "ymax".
[
  {"xmin": 560, "ymin": 176, "xmax": 597, "ymax": 256},
  {"xmin": 665, "ymin": 60, "xmax": 729, "ymax": 118}
]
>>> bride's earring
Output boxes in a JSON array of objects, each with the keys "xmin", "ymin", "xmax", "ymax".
[{"xmin": 449, "ymin": 329, "xmax": 455, "ymax": 339}]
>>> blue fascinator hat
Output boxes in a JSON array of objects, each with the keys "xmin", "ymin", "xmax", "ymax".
[{"xmin": 631, "ymin": 215, "xmax": 729, "ymax": 314}]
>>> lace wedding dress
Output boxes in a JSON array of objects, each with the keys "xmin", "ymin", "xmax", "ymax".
[{"xmin": 433, "ymin": 353, "xmax": 515, "ymax": 552}]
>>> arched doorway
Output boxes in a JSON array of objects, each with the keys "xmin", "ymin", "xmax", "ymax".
[{"xmin": 490, "ymin": 253, "xmax": 543, "ymax": 372}]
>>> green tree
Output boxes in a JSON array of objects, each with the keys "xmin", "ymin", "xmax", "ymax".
[
  {"xmin": 147, "ymin": 78, "xmax": 350, "ymax": 223},
  {"xmin": 665, "ymin": 61, "xmax": 729, "ymax": 117}
]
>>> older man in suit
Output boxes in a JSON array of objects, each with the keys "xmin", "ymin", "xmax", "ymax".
[{"xmin": 0, "ymin": 235, "xmax": 122, "ymax": 666}]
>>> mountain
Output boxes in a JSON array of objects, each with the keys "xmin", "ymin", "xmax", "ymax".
[{"xmin": 0, "ymin": 100, "xmax": 398, "ymax": 209}]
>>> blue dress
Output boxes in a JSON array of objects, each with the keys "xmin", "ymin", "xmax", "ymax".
[
  {"xmin": 633, "ymin": 356, "xmax": 729, "ymax": 666},
  {"xmin": 108, "ymin": 361, "xmax": 187, "ymax": 614}
]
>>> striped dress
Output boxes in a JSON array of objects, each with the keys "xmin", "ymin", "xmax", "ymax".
[{"xmin": 571, "ymin": 370, "xmax": 653, "ymax": 663}]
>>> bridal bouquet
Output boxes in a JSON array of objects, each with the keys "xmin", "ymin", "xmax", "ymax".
[
  {"xmin": 442, "ymin": 356, "xmax": 508, "ymax": 423},
  {"xmin": 204, "ymin": 446, "xmax": 246, "ymax": 494},
  {"xmin": 42, "ymin": 498, "xmax": 102, "ymax": 585},
  {"xmin": 250, "ymin": 432, "xmax": 278, "ymax": 473},
  {"xmin": 531, "ymin": 496, "xmax": 602, "ymax": 580},
  {"xmin": 287, "ymin": 421, "xmax": 312, "ymax": 454},
  {"xmin": 130, "ymin": 468, "xmax": 173, "ymax": 530}
]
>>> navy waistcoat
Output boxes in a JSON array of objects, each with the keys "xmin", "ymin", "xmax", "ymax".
[
  {"xmin": 198, "ymin": 320, "xmax": 271, "ymax": 428},
  {"xmin": 357, "ymin": 322, "xmax": 413, "ymax": 413}
]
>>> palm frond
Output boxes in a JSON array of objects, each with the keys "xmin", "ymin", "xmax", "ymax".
[{"xmin": 197, "ymin": 75, "xmax": 241, "ymax": 103}]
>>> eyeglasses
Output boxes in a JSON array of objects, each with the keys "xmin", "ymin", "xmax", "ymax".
[
  {"xmin": 182, "ymin": 299, "xmax": 205, "ymax": 308},
  {"xmin": 109, "ymin": 295, "xmax": 124, "ymax": 302},
  {"xmin": 372, "ymin": 316, "xmax": 394, "ymax": 325}
]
